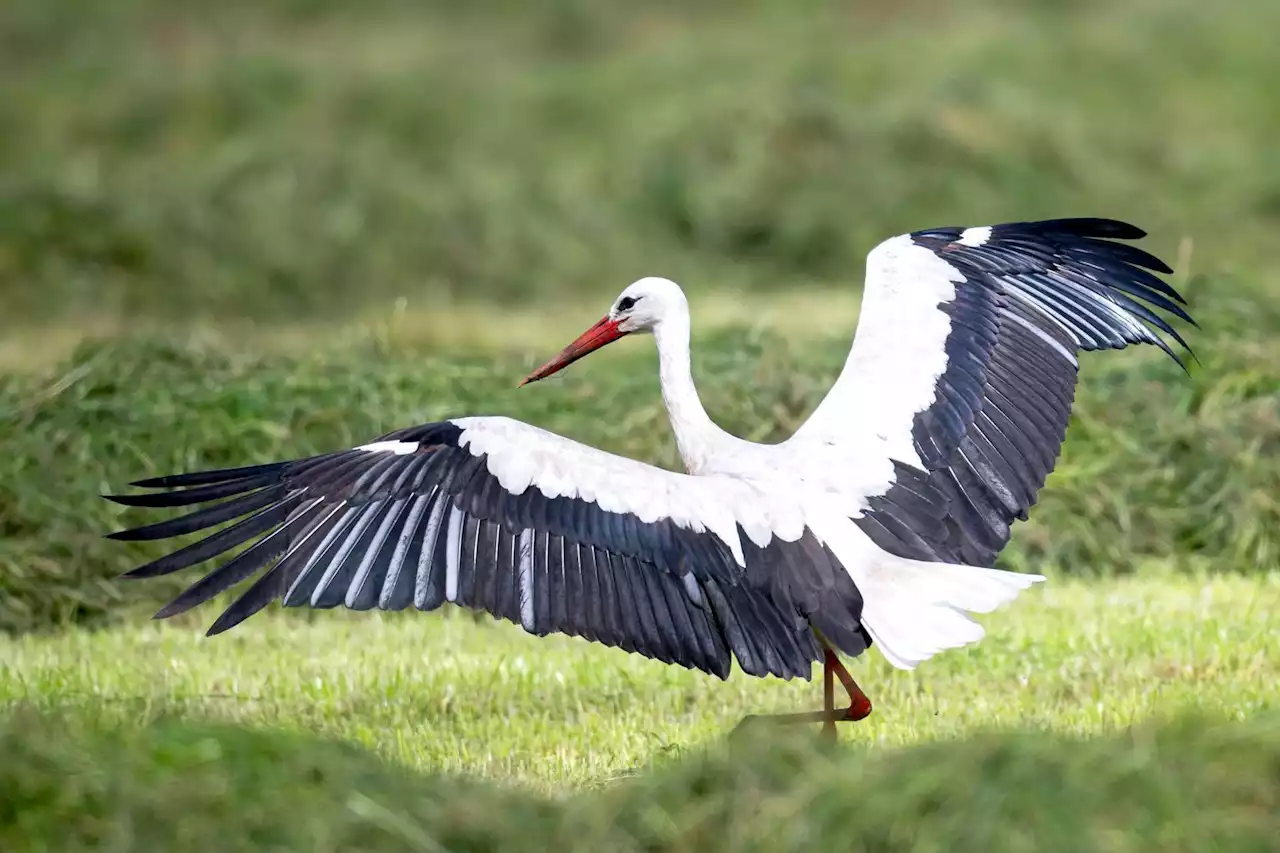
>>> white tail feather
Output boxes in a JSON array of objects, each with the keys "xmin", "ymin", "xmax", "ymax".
[
  {"xmin": 806, "ymin": 507, "xmax": 1046, "ymax": 671},
  {"xmin": 858, "ymin": 556, "xmax": 1044, "ymax": 670}
]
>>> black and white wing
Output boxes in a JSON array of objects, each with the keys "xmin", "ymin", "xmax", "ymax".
[
  {"xmin": 794, "ymin": 218, "xmax": 1195, "ymax": 567},
  {"xmin": 107, "ymin": 417, "xmax": 872, "ymax": 680}
]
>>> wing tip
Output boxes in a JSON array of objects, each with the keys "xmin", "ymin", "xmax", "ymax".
[
  {"xmin": 119, "ymin": 564, "xmax": 160, "ymax": 579},
  {"xmin": 105, "ymin": 527, "xmax": 147, "ymax": 542},
  {"xmin": 1035, "ymin": 217, "xmax": 1148, "ymax": 240},
  {"xmin": 128, "ymin": 460, "xmax": 294, "ymax": 489},
  {"xmin": 205, "ymin": 611, "xmax": 240, "ymax": 637},
  {"xmin": 150, "ymin": 603, "xmax": 179, "ymax": 621}
]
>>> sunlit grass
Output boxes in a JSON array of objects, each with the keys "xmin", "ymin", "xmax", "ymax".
[
  {"xmin": 0, "ymin": 288, "xmax": 863, "ymax": 373},
  {"xmin": 4, "ymin": 573, "xmax": 1275, "ymax": 789}
]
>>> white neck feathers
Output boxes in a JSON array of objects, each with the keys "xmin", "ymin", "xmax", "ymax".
[{"xmin": 653, "ymin": 310, "xmax": 726, "ymax": 474}]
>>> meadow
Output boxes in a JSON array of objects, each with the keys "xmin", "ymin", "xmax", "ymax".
[
  {"xmin": 3, "ymin": 575, "xmax": 1279, "ymax": 851},
  {"xmin": 3, "ymin": 0, "xmax": 1279, "ymax": 849}
]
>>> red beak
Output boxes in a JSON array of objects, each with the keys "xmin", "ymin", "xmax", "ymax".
[{"xmin": 520, "ymin": 316, "xmax": 628, "ymax": 386}]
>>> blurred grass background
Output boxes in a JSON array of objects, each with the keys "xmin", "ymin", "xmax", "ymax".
[
  {"xmin": 3, "ymin": 0, "xmax": 1279, "ymax": 329},
  {"xmin": 2, "ymin": 2, "xmax": 1279, "ymax": 848},
  {"xmin": 2, "ymin": 0, "xmax": 1277, "ymax": 633}
]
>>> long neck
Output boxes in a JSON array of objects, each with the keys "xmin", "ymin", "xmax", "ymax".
[{"xmin": 654, "ymin": 312, "xmax": 723, "ymax": 473}]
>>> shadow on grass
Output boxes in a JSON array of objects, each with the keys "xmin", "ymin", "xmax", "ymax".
[{"xmin": 2, "ymin": 703, "xmax": 1276, "ymax": 852}]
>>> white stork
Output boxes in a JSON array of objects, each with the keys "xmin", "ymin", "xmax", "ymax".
[{"xmin": 107, "ymin": 218, "xmax": 1194, "ymax": 736}]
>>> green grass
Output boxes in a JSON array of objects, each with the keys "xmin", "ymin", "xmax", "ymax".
[
  {"xmin": 4, "ymin": 2, "xmax": 1278, "ymax": 848},
  {"xmin": 2, "ymin": 575, "xmax": 1279, "ymax": 851},
  {"xmin": 4, "ymin": 710, "xmax": 1278, "ymax": 853},
  {"xmin": 2, "ymin": 0, "xmax": 1277, "ymax": 634},
  {"xmin": 3, "ymin": 316, "xmax": 1277, "ymax": 633},
  {"xmin": 2, "ymin": 0, "xmax": 1279, "ymax": 328},
  {"xmin": 3, "ymin": 574, "xmax": 1276, "ymax": 788}
]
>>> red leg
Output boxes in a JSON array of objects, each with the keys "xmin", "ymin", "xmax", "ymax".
[
  {"xmin": 826, "ymin": 648, "xmax": 873, "ymax": 722},
  {"xmin": 822, "ymin": 648, "xmax": 837, "ymax": 738},
  {"xmin": 731, "ymin": 643, "xmax": 873, "ymax": 736}
]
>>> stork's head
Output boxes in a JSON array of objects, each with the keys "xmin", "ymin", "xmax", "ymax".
[{"xmin": 520, "ymin": 277, "xmax": 685, "ymax": 386}]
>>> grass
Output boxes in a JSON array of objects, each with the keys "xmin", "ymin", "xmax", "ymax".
[
  {"xmin": 3, "ymin": 574, "xmax": 1277, "ymax": 788},
  {"xmin": 3, "ymin": 708, "xmax": 1277, "ymax": 853},
  {"xmin": 2, "ymin": 574, "xmax": 1278, "ymax": 851},
  {"xmin": 2, "ymin": 0, "xmax": 1278, "ymax": 635},
  {"xmin": 3, "ymin": 312, "xmax": 1278, "ymax": 634},
  {"xmin": 3, "ymin": 1, "xmax": 1279, "ymax": 846},
  {"xmin": 2, "ymin": 0, "xmax": 1280, "ymax": 328},
  {"xmin": 0, "ymin": 287, "xmax": 864, "ymax": 374}
]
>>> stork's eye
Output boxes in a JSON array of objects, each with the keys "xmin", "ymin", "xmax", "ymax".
[{"xmin": 616, "ymin": 296, "xmax": 639, "ymax": 312}]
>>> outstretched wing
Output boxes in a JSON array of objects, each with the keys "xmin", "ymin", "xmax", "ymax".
[
  {"xmin": 792, "ymin": 218, "xmax": 1195, "ymax": 567},
  {"xmin": 108, "ymin": 417, "xmax": 872, "ymax": 680}
]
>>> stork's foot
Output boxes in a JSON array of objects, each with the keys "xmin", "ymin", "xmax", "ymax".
[
  {"xmin": 731, "ymin": 701, "xmax": 873, "ymax": 735},
  {"xmin": 729, "ymin": 644, "xmax": 873, "ymax": 742}
]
